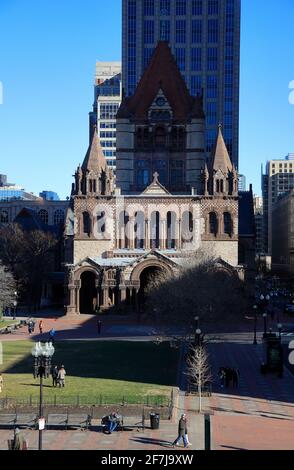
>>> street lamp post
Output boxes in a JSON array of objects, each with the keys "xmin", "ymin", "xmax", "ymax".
[
  {"xmin": 13, "ymin": 291, "xmax": 18, "ymax": 320},
  {"xmin": 278, "ymin": 323, "xmax": 283, "ymax": 341},
  {"xmin": 262, "ymin": 313, "xmax": 267, "ymax": 337},
  {"xmin": 253, "ymin": 305, "xmax": 258, "ymax": 345},
  {"xmin": 195, "ymin": 329, "xmax": 202, "ymax": 347},
  {"xmin": 32, "ymin": 342, "xmax": 55, "ymax": 451},
  {"xmin": 194, "ymin": 316, "xmax": 200, "ymax": 330}
]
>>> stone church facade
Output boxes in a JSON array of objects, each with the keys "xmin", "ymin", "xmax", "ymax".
[{"xmin": 65, "ymin": 42, "xmax": 241, "ymax": 315}]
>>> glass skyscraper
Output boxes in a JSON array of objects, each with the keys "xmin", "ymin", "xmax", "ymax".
[{"xmin": 122, "ymin": 0, "xmax": 241, "ymax": 167}]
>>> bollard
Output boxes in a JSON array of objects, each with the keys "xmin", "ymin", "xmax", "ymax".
[{"xmin": 204, "ymin": 414, "xmax": 211, "ymax": 450}]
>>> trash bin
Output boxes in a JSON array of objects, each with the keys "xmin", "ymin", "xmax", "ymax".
[{"xmin": 150, "ymin": 412, "xmax": 160, "ymax": 430}]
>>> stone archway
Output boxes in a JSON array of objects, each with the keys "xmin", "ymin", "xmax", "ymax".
[
  {"xmin": 79, "ymin": 271, "xmax": 97, "ymax": 314},
  {"xmin": 138, "ymin": 265, "xmax": 164, "ymax": 307}
]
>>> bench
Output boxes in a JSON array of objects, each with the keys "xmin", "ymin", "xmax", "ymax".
[
  {"xmin": 15, "ymin": 413, "xmax": 37, "ymax": 429},
  {"xmin": 47, "ymin": 413, "xmax": 68, "ymax": 429},
  {"xmin": 0, "ymin": 414, "xmax": 17, "ymax": 429},
  {"xmin": 67, "ymin": 414, "xmax": 91, "ymax": 431}
]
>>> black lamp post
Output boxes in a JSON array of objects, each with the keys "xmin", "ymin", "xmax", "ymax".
[
  {"xmin": 194, "ymin": 316, "xmax": 200, "ymax": 330},
  {"xmin": 278, "ymin": 323, "xmax": 283, "ymax": 341},
  {"xmin": 262, "ymin": 313, "xmax": 267, "ymax": 337},
  {"xmin": 13, "ymin": 291, "xmax": 18, "ymax": 320},
  {"xmin": 195, "ymin": 328, "xmax": 202, "ymax": 347},
  {"xmin": 32, "ymin": 342, "xmax": 55, "ymax": 451},
  {"xmin": 253, "ymin": 305, "xmax": 258, "ymax": 345}
]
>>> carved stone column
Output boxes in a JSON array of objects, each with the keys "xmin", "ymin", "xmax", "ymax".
[{"xmin": 145, "ymin": 219, "xmax": 150, "ymax": 250}]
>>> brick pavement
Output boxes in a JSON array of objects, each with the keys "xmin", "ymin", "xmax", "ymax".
[{"xmin": 207, "ymin": 336, "xmax": 294, "ymax": 450}]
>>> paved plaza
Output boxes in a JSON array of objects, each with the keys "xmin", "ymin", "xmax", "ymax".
[{"xmin": 1, "ymin": 314, "xmax": 294, "ymax": 450}]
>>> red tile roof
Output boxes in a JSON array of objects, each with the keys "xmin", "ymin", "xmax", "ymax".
[{"xmin": 118, "ymin": 41, "xmax": 204, "ymax": 121}]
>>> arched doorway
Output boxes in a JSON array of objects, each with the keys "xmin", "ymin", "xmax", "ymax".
[
  {"xmin": 138, "ymin": 266, "xmax": 164, "ymax": 308},
  {"xmin": 80, "ymin": 271, "xmax": 96, "ymax": 314}
]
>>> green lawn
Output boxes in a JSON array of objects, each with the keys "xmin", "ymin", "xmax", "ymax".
[
  {"xmin": 0, "ymin": 320, "xmax": 18, "ymax": 329},
  {"xmin": 0, "ymin": 341, "xmax": 179, "ymax": 405}
]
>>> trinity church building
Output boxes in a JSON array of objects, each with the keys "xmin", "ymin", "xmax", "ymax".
[{"xmin": 64, "ymin": 43, "xmax": 245, "ymax": 316}]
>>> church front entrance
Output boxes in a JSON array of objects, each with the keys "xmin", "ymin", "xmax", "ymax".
[
  {"xmin": 79, "ymin": 271, "xmax": 97, "ymax": 314},
  {"xmin": 138, "ymin": 265, "xmax": 164, "ymax": 308}
]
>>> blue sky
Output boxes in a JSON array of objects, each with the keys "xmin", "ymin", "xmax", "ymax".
[{"xmin": 0, "ymin": 0, "xmax": 293, "ymax": 199}]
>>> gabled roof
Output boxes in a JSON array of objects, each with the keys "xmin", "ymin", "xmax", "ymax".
[
  {"xmin": 82, "ymin": 130, "xmax": 107, "ymax": 173},
  {"xmin": 118, "ymin": 41, "xmax": 204, "ymax": 121},
  {"xmin": 142, "ymin": 173, "xmax": 171, "ymax": 195},
  {"xmin": 210, "ymin": 125, "xmax": 233, "ymax": 174}
]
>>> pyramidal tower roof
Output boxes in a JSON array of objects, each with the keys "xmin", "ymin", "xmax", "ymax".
[
  {"xmin": 82, "ymin": 129, "xmax": 107, "ymax": 173},
  {"xmin": 117, "ymin": 41, "xmax": 204, "ymax": 121},
  {"xmin": 210, "ymin": 125, "xmax": 233, "ymax": 173}
]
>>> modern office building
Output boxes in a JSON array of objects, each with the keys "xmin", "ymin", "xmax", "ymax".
[
  {"xmin": 253, "ymin": 196, "xmax": 263, "ymax": 255},
  {"xmin": 262, "ymin": 154, "xmax": 294, "ymax": 255},
  {"xmin": 0, "ymin": 174, "xmax": 40, "ymax": 202},
  {"xmin": 40, "ymin": 191, "xmax": 60, "ymax": 201},
  {"xmin": 122, "ymin": 0, "xmax": 241, "ymax": 166},
  {"xmin": 272, "ymin": 190, "xmax": 294, "ymax": 274},
  {"xmin": 238, "ymin": 174, "xmax": 246, "ymax": 192},
  {"xmin": 89, "ymin": 62, "xmax": 122, "ymax": 171}
]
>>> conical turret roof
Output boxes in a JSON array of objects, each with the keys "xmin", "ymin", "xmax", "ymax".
[
  {"xmin": 82, "ymin": 129, "xmax": 107, "ymax": 173},
  {"xmin": 210, "ymin": 125, "xmax": 233, "ymax": 173}
]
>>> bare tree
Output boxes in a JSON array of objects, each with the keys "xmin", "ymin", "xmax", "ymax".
[
  {"xmin": 146, "ymin": 248, "xmax": 250, "ymax": 327},
  {"xmin": 185, "ymin": 345, "xmax": 212, "ymax": 413},
  {"xmin": 0, "ymin": 262, "xmax": 16, "ymax": 319}
]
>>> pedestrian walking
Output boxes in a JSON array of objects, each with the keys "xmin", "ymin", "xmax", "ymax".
[
  {"xmin": 28, "ymin": 320, "xmax": 33, "ymax": 335},
  {"xmin": 218, "ymin": 367, "xmax": 226, "ymax": 388},
  {"xmin": 0, "ymin": 374, "xmax": 3, "ymax": 394},
  {"xmin": 11, "ymin": 428, "xmax": 26, "ymax": 450},
  {"xmin": 98, "ymin": 320, "xmax": 102, "ymax": 335},
  {"xmin": 57, "ymin": 365, "xmax": 66, "ymax": 388},
  {"xmin": 172, "ymin": 414, "xmax": 188, "ymax": 448},
  {"xmin": 51, "ymin": 365, "xmax": 59, "ymax": 387},
  {"xmin": 49, "ymin": 328, "xmax": 56, "ymax": 343},
  {"xmin": 39, "ymin": 320, "xmax": 43, "ymax": 335}
]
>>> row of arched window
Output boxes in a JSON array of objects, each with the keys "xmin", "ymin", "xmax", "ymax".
[
  {"xmin": 81, "ymin": 210, "xmax": 195, "ymax": 249},
  {"xmin": 208, "ymin": 212, "xmax": 233, "ymax": 237},
  {"xmin": 0, "ymin": 209, "xmax": 65, "ymax": 226}
]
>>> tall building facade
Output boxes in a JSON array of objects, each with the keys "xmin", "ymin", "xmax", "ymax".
[
  {"xmin": 254, "ymin": 196, "xmax": 263, "ymax": 255},
  {"xmin": 238, "ymin": 174, "xmax": 246, "ymax": 192},
  {"xmin": 122, "ymin": 0, "xmax": 241, "ymax": 166},
  {"xmin": 262, "ymin": 155, "xmax": 294, "ymax": 255},
  {"xmin": 89, "ymin": 62, "xmax": 122, "ymax": 171}
]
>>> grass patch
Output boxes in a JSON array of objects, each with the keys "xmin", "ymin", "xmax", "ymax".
[
  {"xmin": 0, "ymin": 320, "xmax": 18, "ymax": 329},
  {"xmin": 0, "ymin": 341, "xmax": 179, "ymax": 405}
]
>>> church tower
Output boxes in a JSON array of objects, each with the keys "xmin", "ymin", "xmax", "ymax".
[{"xmin": 116, "ymin": 42, "xmax": 205, "ymax": 195}]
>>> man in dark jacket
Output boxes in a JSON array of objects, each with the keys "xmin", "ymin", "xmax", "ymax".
[{"xmin": 172, "ymin": 414, "xmax": 188, "ymax": 448}]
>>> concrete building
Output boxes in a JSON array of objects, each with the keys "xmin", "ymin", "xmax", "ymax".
[
  {"xmin": 65, "ymin": 43, "xmax": 243, "ymax": 316},
  {"xmin": 272, "ymin": 190, "xmax": 294, "ymax": 275},
  {"xmin": 89, "ymin": 62, "xmax": 122, "ymax": 171},
  {"xmin": 254, "ymin": 196, "xmax": 263, "ymax": 255},
  {"xmin": 262, "ymin": 155, "xmax": 294, "ymax": 254},
  {"xmin": 238, "ymin": 174, "xmax": 246, "ymax": 192},
  {"xmin": 122, "ymin": 0, "xmax": 241, "ymax": 166}
]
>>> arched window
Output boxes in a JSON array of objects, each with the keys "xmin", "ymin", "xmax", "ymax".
[
  {"xmin": 0, "ymin": 210, "xmax": 9, "ymax": 224},
  {"xmin": 155, "ymin": 127, "xmax": 166, "ymax": 148},
  {"xmin": 134, "ymin": 211, "xmax": 145, "ymax": 249},
  {"xmin": 97, "ymin": 211, "xmax": 106, "ymax": 235},
  {"xmin": 224, "ymin": 212, "xmax": 233, "ymax": 236},
  {"xmin": 54, "ymin": 209, "xmax": 65, "ymax": 226},
  {"xmin": 151, "ymin": 211, "xmax": 160, "ymax": 249},
  {"xmin": 182, "ymin": 211, "xmax": 193, "ymax": 243},
  {"xmin": 209, "ymin": 212, "xmax": 218, "ymax": 236},
  {"xmin": 38, "ymin": 209, "xmax": 49, "ymax": 225},
  {"xmin": 118, "ymin": 211, "xmax": 130, "ymax": 249},
  {"xmin": 166, "ymin": 212, "xmax": 176, "ymax": 249},
  {"xmin": 83, "ymin": 211, "xmax": 91, "ymax": 236}
]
